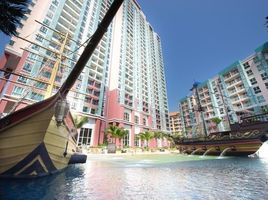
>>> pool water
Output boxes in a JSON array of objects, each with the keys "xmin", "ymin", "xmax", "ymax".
[{"xmin": 1, "ymin": 154, "xmax": 268, "ymax": 200}]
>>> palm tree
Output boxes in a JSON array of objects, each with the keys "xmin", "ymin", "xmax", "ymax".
[
  {"xmin": 153, "ymin": 131, "xmax": 163, "ymax": 147},
  {"xmin": 136, "ymin": 132, "xmax": 145, "ymax": 149},
  {"xmin": 107, "ymin": 125, "xmax": 120, "ymax": 144},
  {"xmin": 73, "ymin": 115, "xmax": 88, "ymax": 142},
  {"xmin": 117, "ymin": 128, "xmax": 128, "ymax": 149},
  {"xmin": 163, "ymin": 132, "xmax": 182, "ymax": 148},
  {"xmin": 140, "ymin": 131, "xmax": 154, "ymax": 150},
  {"xmin": 0, "ymin": 0, "xmax": 31, "ymax": 36},
  {"xmin": 74, "ymin": 115, "xmax": 88, "ymax": 129}
]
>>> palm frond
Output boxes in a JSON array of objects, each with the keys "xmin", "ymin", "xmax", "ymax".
[{"xmin": 0, "ymin": 0, "xmax": 31, "ymax": 36}]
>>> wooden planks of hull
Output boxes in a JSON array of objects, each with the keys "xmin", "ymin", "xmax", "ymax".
[
  {"xmin": 179, "ymin": 139, "xmax": 262, "ymax": 156},
  {"xmin": 0, "ymin": 107, "xmax": 54, "ymax": 174},
  {"xmin": 0, "ymin": 101, "xmax": 84, "ymax": 178},
  {"xmin": 44, "ymin": 117, "xmax": 77, "ymax": 170}
]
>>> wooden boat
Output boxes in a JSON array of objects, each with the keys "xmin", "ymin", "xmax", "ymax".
[
  {"xmin": 0, "ymin": 0, "xmax": 124, "ymax": 178},
  {"xmin": 175, "ymin": 113, "xmax": 268, "ymax": 156}
]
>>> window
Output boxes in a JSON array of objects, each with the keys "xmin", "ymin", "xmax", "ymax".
[
  {"xmin": 135, "ymin": 115, "xmax": 139, "ymax": 124},
  {"xmin": 265, "ymin": 82, "xmax": 268, "ymax": 89},
  {"xmin": 246, "ymin": 70, "xmax": 253, "ymax": 76},
  {"xmin": 253, "ymin": 57, "xmax": 259, "ymax": 63},
  {"xmin": 36, "ymin": 35, "xmax": 43, "ymax": 42},
  {"xmin": 122, "ymin": 130, "xmax": 129, "ymax": 147},
  {"xmin": 76, "ymin": 83, "xmax": 81, "ymax": 89},
  {"xmin": 30, "ymin": 92, "xmax": 44, "ymax": 101},
  {"xmin": 36, "ymin": 82, "xmax": 47, "ymax": 89},
  {"xmin": 134, "ymin": 135, "xmax": 139, "ymax": 147},
  {"xmin": 261, "ymin": 72, "xmax": 268, "ymax": 81},
  {"xmin": 71, "ymin": 102, "xmax": 77, "ymax": 109},
  {"xmin": 257, "ymin": 64, "xmax": 264, "ymax": 72},
  {"xmin": 257, "ymin": 96, "xmax": 266, "ymax": 103},
  {"xmin": 236, "ymin": 103, "xmax": 242, "ymax": 108},
  {"xmin": 55, "ymin": 76, "xmax": 61, "ymax": 83},
  {"xmin": 92, "ymin": 99, "xmax": 99, "ymax": 105},
  {"xmin": 17, "ymin": 76, "xmax": 27, "ymax": 83},
  {"xmin": 31, "ymin": 44, "xmax": 39, "ymax": 51},
  {"xmin": 78, "ymin": 128, "xmax": 92, "ymax": 146},
  {"xmin": 9, "ymin": 40, "xmax": 15, "ymax": 46},
  {"xmin": 253, "ymin": 86, "xmax": 261, "ymax": 94},
  {"xmin": 85, "ymin": 96, "xmax": 91, "ymax": 103},
  {"xmin": 12, "ymin": 86, "xmax": 24, "ymax": 96},
  {"xmin": 43, "ymin": 19, "xmax": 50, "ymax": 26},
  {"xmin": 52, "ymin": 0, "xmax": 59, "ymax": 6},
  {"xmin": 28, "ymin": 53, "xmax": 36, "ymax": 61},
  {"xmin": 40, "ymin": 26, "xmax": 47, "ymax": 33},
  {"xmin": 124, "ymin": 112, "xmax": 130, "ymax": 121},
  {"xmin": 83, "ymin": 106, "xmax": 89, "ymax": 113},
  {"xmin": 42, "ymin": 71, "xmax": 51, "ymax": 78},
  {"xmin": 243, "ymin": 62, "xmax": 250, "ymax": 69},
  {"xmin": 22, "ymin": 63, "xmax": 32, "ymax": 72},
  {"xmin": 250, "ymin": 78, "xmax": 257, "ymax": 85},
  {"xmin": 143, "ymin": 117, "xmax": 147, "ymax": 126},
  {"xmin": 49, "ymin": 5, "xmax": 56, "ymax": 12},
  {"xmin": 46, "ymin": 11, "xmax": 53, "ymax": 19}
]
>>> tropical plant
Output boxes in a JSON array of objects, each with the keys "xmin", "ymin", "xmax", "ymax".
[
  {"xmin": 211, "ymin": 117, "xmax": 222, "ymax": 125},
  {"xmin": 262, "ymin": 105, "xmax": 268, "ymax": 113},
  {"xmin": 162, "ymin": 132, "xmax": 174, "ymax": 147},
  {"xmin": 106, "ymin": 125, "xmax": 120, "ymax": 144},
  {"xmin": 73, "ymin": 115, "xmax": 88, "ymax": 129},
  {"xmin": 72, "ymin": 115, "xmax": 88, "ymax": 139},
  {"xmin": 154, "ymin": 131, "xmax": 163, "ymax": 140},
  {"xmin": 153, "ymin": 131, "xmax": 164, "ymax": 147},
  {"xmin": 165, "ymin": 132, "xmax": 184, "ymax": 147},
  {"xmin": 140, "ymin": 131, "xmax": 154, "ymax": 150},
  {"xmin": 265, "ymin": 16, "xmax": 268, "ymax": 28},
  {"xmin": 0, "ymin": 0, "xmax": 31, "ymax": 36},
  {"xmin": 117, "ymin": 128, "xmax": 128, "ymax": 149},
  {"xmin": 211, "ymin": 117, "xmax": 222, "ymax": 132},
  {"xmin": 136, "ymin": 132, "xmax": 145, "ymax": 148}
]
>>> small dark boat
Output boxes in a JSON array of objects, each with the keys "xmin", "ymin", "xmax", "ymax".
[
  {"xmin": 175, "ymin": 113, "xmax": 268, "ymax": 156},
  {"xmin": 0, "ymin": 0, "xmax": 124, "ymax": 178}
]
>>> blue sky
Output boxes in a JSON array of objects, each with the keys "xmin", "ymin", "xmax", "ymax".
[
  {"xmin": 137, "ymin": 0, "xmax": 268, "ymax": 111},
  {"xmin": 0, "ymin": 0, "xmax": 268, "ymax": 112}
]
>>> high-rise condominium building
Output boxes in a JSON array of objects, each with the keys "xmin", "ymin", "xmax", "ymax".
[
  {"xmin": 179, "ymin": 42, "xmax": 268, "ymax": 138},
  {"xmin": 169, "ymin": 112, "xmax": 183, "ymax": 134},
  {"xmin": 0, "ymin": 0, "xmax": 169, "ymax": 147}
]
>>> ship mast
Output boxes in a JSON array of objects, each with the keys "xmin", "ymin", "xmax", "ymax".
[
  {"xmin": 217, "ymin": 80, "xmax": 231, "ymax": 130},
  {"xmin": 191, "ymin": 82, "xmax": 208, "ymax": 137},
  {"xmin": 45, "ymin": 32, "xmax": 68, "ymax": 98},
  {"xmin": 5, "ymin": 29, "xmax": 70, "ymax": 113}
]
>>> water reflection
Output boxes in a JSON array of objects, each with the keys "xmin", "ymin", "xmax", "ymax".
[{"xmin": 1, "ymin": 155, "xmax": 268, "ymax": 200}]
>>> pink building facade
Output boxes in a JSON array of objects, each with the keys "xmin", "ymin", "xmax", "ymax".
[{"xmin": 0, "ymin": 0, "xmax": 170, "ymax": 148}]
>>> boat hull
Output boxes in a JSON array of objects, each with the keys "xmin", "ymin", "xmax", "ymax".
[
  {"xmin": 176, "ymin": 121, "xmax": 268, "ymax": 157},
  {"xmin": 0, "ymin": 100, "xmax": 86, "ymax": 178},
  {"xmin": 177, "ymin": 138, "xmax": 263, "ymax": 156}
]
